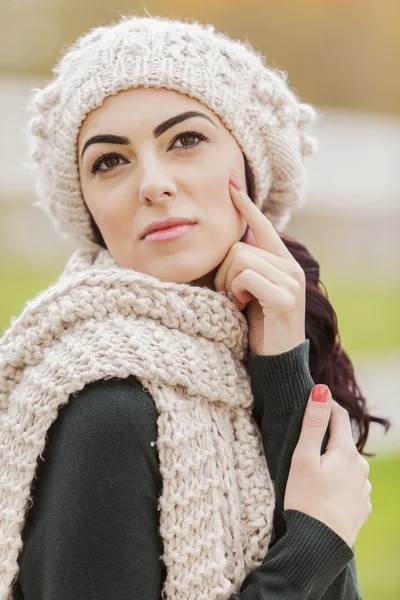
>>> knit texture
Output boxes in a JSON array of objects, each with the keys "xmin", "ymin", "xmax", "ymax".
[
  {"xmin": 26, "ymin": 13, "xmax": 318, "ymax": 250},
  {"xmin": 0, "ymin": 247, "xmax": 276, "ymax": 600}
]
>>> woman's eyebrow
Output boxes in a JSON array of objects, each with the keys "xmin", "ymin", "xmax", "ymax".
[{"xmin": 80, "ymin": 110, "xmax": 218, "ymax": 160}]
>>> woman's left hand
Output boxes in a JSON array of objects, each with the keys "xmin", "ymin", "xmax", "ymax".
[{"xmin": 213, "ymin": 176, "xmax": 307, "ymax": 356}]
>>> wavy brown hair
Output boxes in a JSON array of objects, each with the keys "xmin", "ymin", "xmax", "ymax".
[{"xmin": 87, "ymin": 153, "xmax": 392, "ymax": 456}]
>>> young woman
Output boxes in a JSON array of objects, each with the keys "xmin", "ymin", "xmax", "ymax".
[{"xmin": 0, "ymin": 13, "xmax": 390, "ymax": 600}]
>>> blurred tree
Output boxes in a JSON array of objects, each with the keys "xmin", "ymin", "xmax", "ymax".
[{"xmin": 0, "ymin": 0, "xmax": 399, "ymax": 113}]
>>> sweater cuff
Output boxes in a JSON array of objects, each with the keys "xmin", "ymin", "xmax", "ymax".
[
  {"xmin": 246, "ymin": 339, "xmax": 315, "ymax": 417},
  {"xmin": 264, "ymin": 509, "xmax": 355, "ymax": 595}
]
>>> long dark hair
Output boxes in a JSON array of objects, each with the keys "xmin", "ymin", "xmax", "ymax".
[{"xmin": 87, "ymin": 155, "xmax": 391, "ymax": 456}]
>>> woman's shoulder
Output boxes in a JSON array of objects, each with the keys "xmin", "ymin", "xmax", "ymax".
[
  {"xmin": 39, "ymin": 375, "xmax": 160, "ymax": 481},
  {"xmin": 65, "ymin": 375, "xmax": 158, "ymax": 434}
]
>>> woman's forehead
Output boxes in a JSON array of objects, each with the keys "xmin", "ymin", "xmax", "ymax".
[{"xmin": 78, "ymin": 86, "xmax": 223, "ymax": 140}]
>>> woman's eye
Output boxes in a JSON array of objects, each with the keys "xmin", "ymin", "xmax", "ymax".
[
  {"xmin": 90, "ymin": 130, "xmax": 209, "ymax": 174},
  {"xmin": 171, "ymin": 130, "xmax": 209, "ymax": 150},
  {"xmin": 90, "ymin": 153, "xmax": 127, "ymax": 174}
]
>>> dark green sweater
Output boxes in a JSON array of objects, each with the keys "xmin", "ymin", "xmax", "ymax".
[{"xmin": 12, "ymin": 340, "xmax": 362, "ymax": 599}]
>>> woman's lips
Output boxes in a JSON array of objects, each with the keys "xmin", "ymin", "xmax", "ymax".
[{"xmin": 143, "ymin": 223, "xmax": 196, "ymax": 242}]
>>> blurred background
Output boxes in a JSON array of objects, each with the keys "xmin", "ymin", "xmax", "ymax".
[{"xmin": 1, "ymin": 1, "xmax": 399, "ymax": 597}]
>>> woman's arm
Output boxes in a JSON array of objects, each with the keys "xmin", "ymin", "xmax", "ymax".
[
  {"xmin": 14, "ymin": 376, "xmax": 166, "ymax": 600},
  {"xmin": 243, "ymin": 338, "xmax": 363, "ymax": 599}
]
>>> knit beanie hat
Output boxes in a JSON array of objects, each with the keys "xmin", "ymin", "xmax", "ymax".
[{"xmin": 26, "ymin": 13, "xmax": 318, "ymax": 250}]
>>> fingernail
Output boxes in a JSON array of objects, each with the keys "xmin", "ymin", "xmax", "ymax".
[
  {"xmin": 312, "ymin": 384, "xmax": 330, "ymax": 403},
  {"xmin": 230, "ymin": 175, "xmax": 241, "ymax": 191}
]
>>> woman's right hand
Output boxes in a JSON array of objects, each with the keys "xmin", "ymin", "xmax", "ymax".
[{"xmin": 283, "ymin": 384, "xmax": 372, "ymax": 548}]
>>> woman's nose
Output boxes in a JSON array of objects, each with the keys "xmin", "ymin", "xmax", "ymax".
[
  {"xmin": 139, "ymin": 189, "xmax": 175, "ymax": 205},
  {"xmin": 139, "ymin": 173, "xmax": 177, "ymax": 206}
]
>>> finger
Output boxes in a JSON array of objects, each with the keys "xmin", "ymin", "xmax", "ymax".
[
  {"xmin": 325, "ymin": 400, "xmax": 356, "ymax": 453},
  {"xmin": 229, "ymin": 176, "xmax": 296, "ymax": 263},
  {"xmin": 242, "ymin": 226, "xmax": 259, "ymax": 247},
  {"xmin": 293, "ymin": 385, "xmax": 332, "ymax": 466},
  {"xmin": 223, "ymin": 251, "xmax": 296, "ymax": 299},
  {"xmin": 214, "ymin": 243, "xmax": 301, "ymax": 293},
  {"xmin": 230, "ymin": 268, "xmax": 293, "ymax": 309}
]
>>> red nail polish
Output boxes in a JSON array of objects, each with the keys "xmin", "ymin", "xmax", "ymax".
[
  {"xmin": 312, "ymin": 384, "xmax": 329, "ymax": 403},
  {"xmin": 230, "ymin": 175, "xmax": 241, "ymax": 191}
]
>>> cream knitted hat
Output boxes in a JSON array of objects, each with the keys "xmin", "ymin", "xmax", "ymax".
[{"xmin": 26, "ymin": 13, "xmax": 318, "ymax": 250}]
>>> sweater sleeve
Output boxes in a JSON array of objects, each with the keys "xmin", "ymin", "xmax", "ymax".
[
  {"xmin": 13, "ymin": 376, "xmax": 166, "ymax": 600},
  {"xmin": 230, "ymin": 339, "xmax": 362, "ymax": 600}
]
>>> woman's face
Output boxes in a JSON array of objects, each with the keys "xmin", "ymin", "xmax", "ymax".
[{"xmin": 78, "ymin": 87, "xmax": 248, "ymax": 289}]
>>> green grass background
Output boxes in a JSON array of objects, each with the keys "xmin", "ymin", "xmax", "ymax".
[
  {"xmin": 355, "ymin": 451, "xmax": 400, "ymax": 599},
  {"xmin": 1, "ymin": 259, "xmax": 399, "ymax": 598}
]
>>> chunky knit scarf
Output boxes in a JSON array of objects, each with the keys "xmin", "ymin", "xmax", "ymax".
[{"xmin": 0, "ymin": 247, "xmax": 275, "ymax": 600}]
